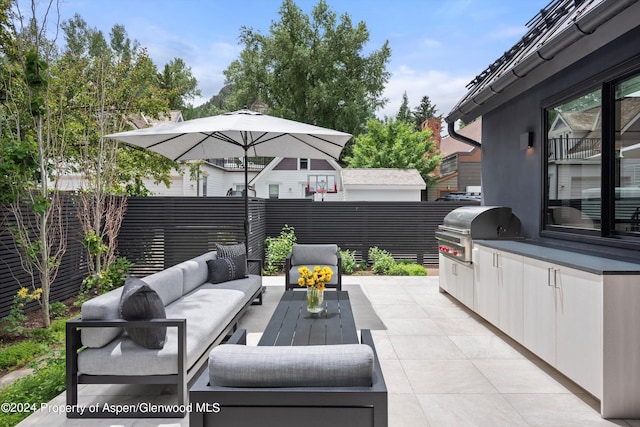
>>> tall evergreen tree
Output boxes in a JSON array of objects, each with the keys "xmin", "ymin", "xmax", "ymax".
[
  {"xmin": 413, "ymin": 95, "xmax": 440, "ymax": 131},
  {"xmin": 396, "ymin": 91, "xmax": 412, "ymax": 124}
]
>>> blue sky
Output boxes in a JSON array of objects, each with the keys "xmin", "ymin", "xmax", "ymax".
[{"xmin": 55, "ymin": 0, "xmax": 545, "ymax": 119}]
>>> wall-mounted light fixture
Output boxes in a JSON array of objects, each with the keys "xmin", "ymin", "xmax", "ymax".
[{"xmin": 520, "ymin": 131, "xmax": 533, "ymax": 150}]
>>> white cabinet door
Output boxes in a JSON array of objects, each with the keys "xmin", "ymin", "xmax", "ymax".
[
  {"xmin": 456, "ymin": 261, "xmax": 475, "ymax": 309},
  {"xmin": 439, "ymin": 254, "xmax": 454, "ymax": 294},
  {"xmin": 475, "ymin": 246, "xmax": 500, "ymax": 326},
  {"xmin": 555, "ymin": 266, "xmax": 602, "ymax": 398},
  {"xmin": 522, "ymin": 257, "xmax": 557, "ymax": 363},
  {"xmin": 439, "ymin": 254, "xmax": 474, "ymax": 309},
  {"xmin": 498, "ymin": 250, "xmax": 524, "ymax": 342}
]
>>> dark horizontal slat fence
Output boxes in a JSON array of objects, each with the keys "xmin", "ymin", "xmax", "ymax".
[
  {"xmin": 1, "ymin": 195, "xmax": 465, "ymax": 319},
  {"xmin": 265, "ymin": 200, "xmax": 472, "ymax": 264},
  {"xmin": 118, "ymin": 197, "xmax": 266, "ymax": 276},
  {"xmin": 0, "ymin": 195, "xmax": 86, "ymax": 318}
]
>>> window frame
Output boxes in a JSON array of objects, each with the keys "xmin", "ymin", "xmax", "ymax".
[{"xmin": 541, "ymin": 67, "xmax": 640, "ymax": 248}]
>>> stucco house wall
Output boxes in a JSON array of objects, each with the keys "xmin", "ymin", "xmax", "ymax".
[{"xmin": 480, "ymin": 21, "xmax": 640, "ymax": 258}]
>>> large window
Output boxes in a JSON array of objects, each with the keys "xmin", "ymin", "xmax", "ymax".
[{"xmin": 545, "ymin": 72, "xmax": 640, "ymax": 238}]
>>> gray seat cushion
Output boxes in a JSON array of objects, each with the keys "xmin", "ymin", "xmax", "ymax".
[
  {"xmin": 78, "ymin": 288, "xmax": 248, "ymax": 376},
  {"xmin": 209, "ymin": 344, "xmax": 374, "ymax": 387},
  {"xmin": 291, "ymin": 244, "xmax": 338, "ymax": 266},
  {"xmin": 80, "ymin": 287, "xmax": 125, "ymax": 348}
]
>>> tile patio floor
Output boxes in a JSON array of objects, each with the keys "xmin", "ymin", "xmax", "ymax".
[{"xmin": 16, "ymin": 275, "xmax": 640, "ymax": 427}]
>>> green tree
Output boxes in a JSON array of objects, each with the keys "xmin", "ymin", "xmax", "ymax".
[
  {"xmin": 346, "ymin": 118, "xmax": 441, "ymax": 186},
  {"xmin": 413, "ymin": 95, "xmax": 440, "ymax": 131},
  {"xmin": 157, "ymin": 57, "xmax": 201, "ymax": 110},
  {"xmin": 59, "ymin": 14, "xmax": 174, "ymax": 278},
  {"xmin": 0, "ymin": 0, "xmax": 68, "ymax": 328},
  {"xmin": 396, "ymin": 91, "xmax": 412, "ymax": 124},
  {"xmin": 223, "ymin": 0, "xmax": 390, "ymax": 141}
]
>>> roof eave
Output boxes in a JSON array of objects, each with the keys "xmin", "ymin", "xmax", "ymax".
[{"xmin": 445, "ymin": 0, "xmax": 640, "ymax": 124}]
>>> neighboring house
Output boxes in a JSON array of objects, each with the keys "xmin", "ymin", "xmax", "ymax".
[
  {"xmin": 428, "ymin": 117, "xmax": 482, "ymax": 200},
  {"xmin": 340, "ymin": 168, "xmax": 425, "ymax": 201},
  {"xmin": 250, "ymin": 158, "xmax": 425, "ymax": 201},
  {"xmin": 129, "ymin": 110, "xmax": 184, "ymax": 129},
  {"xmin": 250, "ymin": 157, "xmax": 341, "ymax": 200}
]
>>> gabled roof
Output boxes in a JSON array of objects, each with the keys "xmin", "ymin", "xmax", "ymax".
[
  {"xmin": 129, "ymin": 110, "xmax": 183, "ymax": 129},
  {"xmin": 446, "ymin": 0, "xmax": 640, "ymax": 124},
  {"xmin": 341, "ymin": 168, "xmax": 426, "ymax": 188},
  {"xmin": 440, "ymin": 118, "xmax": 481, "ymax": 157}
]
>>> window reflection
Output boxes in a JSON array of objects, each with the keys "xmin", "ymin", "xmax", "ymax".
[
  {"xmin": 615, "ymin": 75, "xmax": 640, "ymax": 234},
  {"xmin": 546, "ymin": 89, "xmax": 602, "ymax": 230}
]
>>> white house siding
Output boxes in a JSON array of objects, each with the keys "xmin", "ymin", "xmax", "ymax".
[{"xmin": 252, "ymin": 169, "xmax": 340, "ymax": 199}]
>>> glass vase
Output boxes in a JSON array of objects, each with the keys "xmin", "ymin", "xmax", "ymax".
[{"xmin": 306, "ymin": 286, "xmax": 324, "ymax": 313}]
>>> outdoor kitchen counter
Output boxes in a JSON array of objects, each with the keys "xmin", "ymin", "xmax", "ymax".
[{"xmin": 474, "ymin": 239, "xmax": 640, "ymax": 275}]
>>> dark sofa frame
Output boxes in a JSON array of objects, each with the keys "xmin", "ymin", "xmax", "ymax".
[
  {"xmin": 65, "ymin": 284, "xmax": 263, "ymax": 419},
  {"xmin": 189, "ymin": 328, "xmax": 387, "ymax": 427}
]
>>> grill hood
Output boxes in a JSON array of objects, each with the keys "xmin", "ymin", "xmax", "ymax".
[{"xmin": 441, "ymin": 206, "xmax": 522, "ymax": 239}]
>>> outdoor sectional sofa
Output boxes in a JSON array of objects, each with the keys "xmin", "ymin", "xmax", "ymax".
[
  {"xmin": 189, "ymin": 328, "xmax": 388, "ymax": 427},
  {"xmin": 65, "ymin": 248, "xmax": 263, "ymax": 418}
]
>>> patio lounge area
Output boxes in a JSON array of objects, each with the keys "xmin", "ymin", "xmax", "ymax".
[{"xmin": 17, "ymin": 275, "xmax": 639, "ymax": 427}]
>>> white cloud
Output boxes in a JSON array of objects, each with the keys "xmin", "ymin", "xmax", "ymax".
[
  {"xmin": 422, "ymin": 38, "xmax": 442, "ymax": 49},
  {"xmin": 378, "ymin": 65, "xmax": 472, "ymax": 120},
  {"xmin": 487, "ymin": 25, "xmax": 527, "ymax": 41}
]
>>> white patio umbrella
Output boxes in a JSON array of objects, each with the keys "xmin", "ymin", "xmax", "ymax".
[{"xmin": 106, "ymin": 108, "xmax": 352, "ymax": 255}]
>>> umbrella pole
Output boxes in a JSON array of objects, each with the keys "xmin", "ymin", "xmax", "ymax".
[{"xmin": 244, "ymin": 151, "xmax": 249, "ymax": 259}]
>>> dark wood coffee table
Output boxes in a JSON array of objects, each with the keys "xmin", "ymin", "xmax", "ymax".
[{"xmin": 258, "ymin": 290, "xmax": 359, "ymax": 346}]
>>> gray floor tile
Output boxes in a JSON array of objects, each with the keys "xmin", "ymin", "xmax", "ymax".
[{"xmin": 417, "ymin": 393, "xmax": 529, "ymax": 427}]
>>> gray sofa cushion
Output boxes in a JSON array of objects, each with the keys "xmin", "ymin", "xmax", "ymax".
[
  {"xmin": 207, "ymin": 255, "xmax": 246, "ymax": 283},
  {"xmin": 291, "ymin": 244, "xmax": 338, "ymax": 266},
  {"xmin": 78, "ymin": 288, "xmax": 246, "ymax": 376},
  {"xmin": 145, "ymin": 267, "xmax": 183, "ymax": 305},
  {"xmin": 180, "ymin": 251, "xmax": 216, "ymax": 294},
  {"xmin": 80, "ymin": 287, "xmax": 125, "ymax": 348},
  {"xmin": 209, "ymin": 344, "xmax": 374, "ymax": 387},
  {"xmin": 120, "ymin": 277, "xmax": 167, "ymax": 349}
]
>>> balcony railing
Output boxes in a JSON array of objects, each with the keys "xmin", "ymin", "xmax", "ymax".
[
  {"xmin": 208, "ymin": 157, "xmax": 273, "ymax": 170},
  {"xmin": 548, "ymin": 138, "xmax": 601, "ymax": 160}
]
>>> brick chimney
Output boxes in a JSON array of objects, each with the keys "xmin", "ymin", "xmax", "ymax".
[{"xmin": 422, "ymin": 118, "xmax": 442, "ymax": 148}]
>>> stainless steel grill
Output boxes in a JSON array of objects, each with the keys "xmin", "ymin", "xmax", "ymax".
[{"xmin": 436, "ymin": 206, "xmax": 522, "ymax": 263}]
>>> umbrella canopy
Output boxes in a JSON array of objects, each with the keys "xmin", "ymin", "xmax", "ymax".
[
  {"xmin": 106, "ymin": 108, "xmax": 352, "ymax": 162},
  {"xmin": 106, "ymin": 108, "xmax": 352, "ymax": 257}
]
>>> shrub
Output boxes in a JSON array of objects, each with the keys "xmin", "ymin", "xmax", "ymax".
[
  {"xmin": 388, "ymin": 262, "xmax": 428, "ymax": 276},
  {"xmin": 1, "ymin": 288, "xmax": 42, "ymax": 337},
  {"xmin": 49, "ymin": 301, "xmax": 67, "ymax": 320},
  {"xmin": 0, "ymin": 353, "xmax": 65, "ymax": 426},
  {"xmin": 0, "ymin": 341, "xmax": 45, "ymax": 372},
  {"xmin": 264, "ymin": 224, "xmax": 297, "ymax": 274},
  {"xmin": 368, "ymin": 246, "xmax": 395, "ymax": 275},
  {"xmin": 339, "ymin": 248, "xmax": 357, "ymax": 274},
  {"xmin": 77, "ymin": 256, "xmax": 132, "ymax": 304}
]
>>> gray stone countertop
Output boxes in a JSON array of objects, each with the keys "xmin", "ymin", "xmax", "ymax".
[{"xmin": 474, "ymin": 239, "xmax": 640, "ymax": 275}]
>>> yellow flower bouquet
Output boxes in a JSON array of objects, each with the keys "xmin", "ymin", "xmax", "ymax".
[{"xmin": 298, "ymin": 266, "xmax": 333, "ymax": 313}]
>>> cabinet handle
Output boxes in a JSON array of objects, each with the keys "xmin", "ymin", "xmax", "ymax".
[
  {"xmin": 547, "ymin": 267, "xmax": 554, "ymax": 286},
  {"xmin": 452, "ymin": 262, "xmax": 457, "ymax": 276},
  {"xmin": 554, "ymin": 268, "xmax": 560, "ymax": 288}
]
